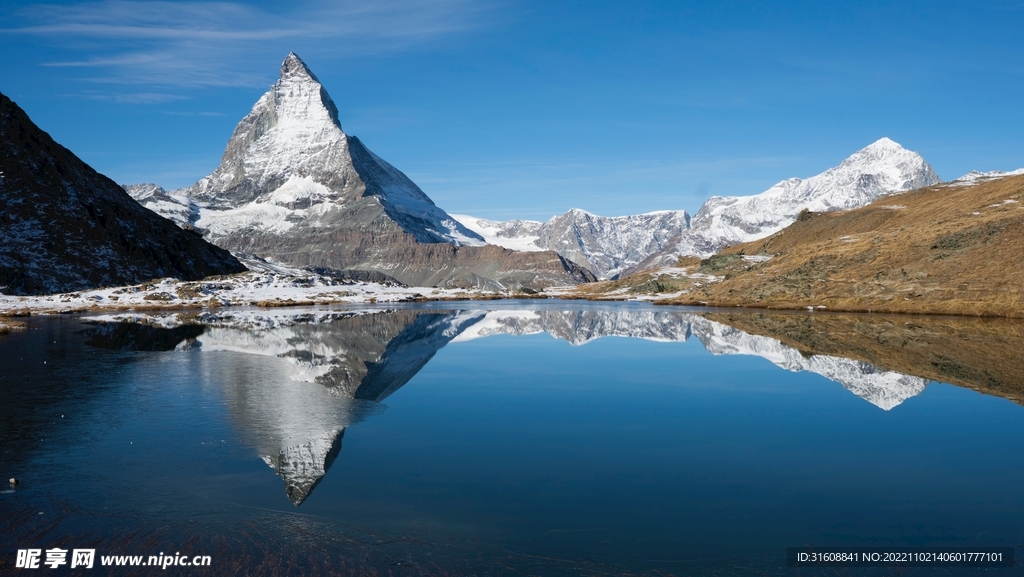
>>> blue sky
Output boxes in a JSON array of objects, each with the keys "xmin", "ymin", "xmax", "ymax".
[{"xmin": 2, "ymin": 0, "xmax": 1024, "ymax": 220}]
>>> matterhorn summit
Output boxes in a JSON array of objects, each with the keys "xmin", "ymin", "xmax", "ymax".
[
  {"xmin": 189, "ymin": 52, "xmax": 483, "ymax": 245},
  {"xmin": 131, "ymin": 53, "xmax": 595, "ymax": 289}
]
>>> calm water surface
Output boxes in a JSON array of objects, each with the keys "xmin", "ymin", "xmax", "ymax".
[{"xmin": 2, "ymin": 301, "xmax": 1023, "ymax": 575}]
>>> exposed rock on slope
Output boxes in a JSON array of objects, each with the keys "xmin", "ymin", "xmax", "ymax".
[
  {"xmin": 670, "ymin": 173, "xmax": 1024, "ymax": 316},
  {"xmin": 0, "ymin": 93, "xmax": 245, "ymax": 295},
  {"xmin": 130, "ymin": 53, "xmax": 594, "ymax": 290}
]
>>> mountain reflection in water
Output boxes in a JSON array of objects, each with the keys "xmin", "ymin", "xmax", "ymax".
[{"xmin": 79, "ymin": 305, "xmax": 1024, "ymax": 505}]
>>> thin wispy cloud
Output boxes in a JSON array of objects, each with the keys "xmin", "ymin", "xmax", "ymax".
[
  {"xmin": 82, "ymin": 91, "xmax": 190, "ymax": 104},
  {"xmin": 4, "ymin": 0, "xmax": 492, "ymax": 91},
  {"xmin": 160, "ymin": 111, "xmax": 225, "ymax": 117}
]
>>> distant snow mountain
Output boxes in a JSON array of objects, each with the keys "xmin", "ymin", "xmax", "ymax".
[
  {"xmin": 127, "ymin": 53, "xmax": 594, "ymax": 290},
  {"xmin": 123, "ymin": 183, "xmax": 198, "ymax": 228},
  {"xmin": 943, "ymin": 168, "xmax": 1024, "ymax": 187},
  {"xmin": 454, "ymin": 209, "xmax": 691, "ymax": 279},
  {"xmin": 454, "ymin": 138, "xmax": 939, "ymax": 279},
  {"xmin": 682, "ymin": 137, "xmax": 939, "ymax": 252}
]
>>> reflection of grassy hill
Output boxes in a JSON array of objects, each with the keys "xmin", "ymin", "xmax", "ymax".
[
  {"xmin": 669, "ymin": 174, "xmax": 1024, "ymax": 317},
  {"xmin": 702, "ymin": 311, "xmax": 1024, "ymax": 405}
]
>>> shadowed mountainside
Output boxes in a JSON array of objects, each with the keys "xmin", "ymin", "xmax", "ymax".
[{"xmin": 0, "ymin": 93, "xmax": 246, "ymax": 295}]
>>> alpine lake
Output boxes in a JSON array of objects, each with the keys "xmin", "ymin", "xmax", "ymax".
[{"xmin": 2, "ymin": 301, "xmax": 1024, "ymax": 576}]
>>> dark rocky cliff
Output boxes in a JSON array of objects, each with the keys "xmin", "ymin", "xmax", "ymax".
[{"xmin": 0, "ymin": 93, "xmax": 246, "ymax": 295}]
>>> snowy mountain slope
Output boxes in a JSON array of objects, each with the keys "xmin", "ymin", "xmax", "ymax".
[
  {"xmin": 123, "ymin": 183, "xmax": 199, "ymax": 227},
  {"xmin": 534, "ymin": 209, "xmax": 691, "ymax": 279},
  {"xmin": 624, "ymin": 138, "xmax": 940, "ymax": 274},
  {"xmin": 943, "ymin": 168, "xmax": 1024, "ymax": 187},
  {"xmin": 0, "ymin": 92, "xmax": 245, "ymax": 296},
  {"xmin": 449, "ymin": 214, "xmax": 545, "ymax": 252},
  {"xmin": 187, "ymin": 53, "xmax": 483, "ymax": 246},
  {"xmin": 688, "ymin": 138, "xmax": 939, "ymax": 249},
  {"xmin": 127, "ymin": 53, "xmax": 593, "ymax": 290}
]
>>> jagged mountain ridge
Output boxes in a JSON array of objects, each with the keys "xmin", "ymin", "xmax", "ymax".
[
  {"xmin": 0, "ymin": 93, "xmax": 246, "ymax": 295},
  {"xmin": 455, "ymin": 209, "xmax": 691, "ymax": 279},
  {"xmin": 128, "ymin": 53, "xmax": 595, "ymax": 290},
  {"xmin": 454, "ymin": 138, "xmax": 939, "ymax": 279}
]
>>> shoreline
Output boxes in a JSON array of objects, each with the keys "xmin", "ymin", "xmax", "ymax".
[
  {"xmin": 4, "ymin": 288, "xmax": 1022, "ymax": 322},
  {"xmin": 660, "ymin": 296, "xmax": 1024, "ymax": 319}
]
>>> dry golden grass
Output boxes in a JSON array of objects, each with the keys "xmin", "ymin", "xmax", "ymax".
[
  {"xmin": 563, "ymin": 270, "xmax": 699, "ymax": 300},
  {"xmin": 701, "ymin": 311, "xmax": 1024, "ymax": 404},
  {"xmin": 0, "ymin": 317, "xmax": 26, "ymax": 334},
  {"xmin": 667, "ymin": 174, "xmax": 1024, "ymax": 317},
  {"xmin": 562, "ymin": 256, "xmax": 733, "ymax": 300}
]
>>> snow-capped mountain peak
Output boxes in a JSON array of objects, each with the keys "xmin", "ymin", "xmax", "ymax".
[
  {"xmin": 659, "ymin": 137, "xmax": 941, "ymax": 261},
  {"xmin": 281, "ymin": 51, "xmax": 318, "ymax": 80},
  {"xmin": 168, "ymin": 52, "xmax": 487, "ymax": 251},
  {"xmin": 188, "ymin": 53, "xmax": 348, "ymax": 207},
  {"xmin": 125, "ymin": 53, "xmax": 601, "ymax": 289}
]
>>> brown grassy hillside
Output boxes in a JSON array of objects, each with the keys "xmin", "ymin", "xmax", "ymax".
[
  {"xmin": 668, "ymin": 174, "xmax": 1024, "ymax": 316},
  {"xmin": 700, "ymin": 311, "xmax": 1024, "ymax": 404}
]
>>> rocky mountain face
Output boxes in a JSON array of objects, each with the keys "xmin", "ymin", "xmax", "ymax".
[
  {"xmin": 0, "ymin": 93, "xmax": 246, "ymax": 295},
  {"xmin": 129, "ymin": 53, "xmax": 594, "ymax": 290},
  {"xmin": 455, "ymin": 138, "xmax": 939, "ymax": 279}
]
